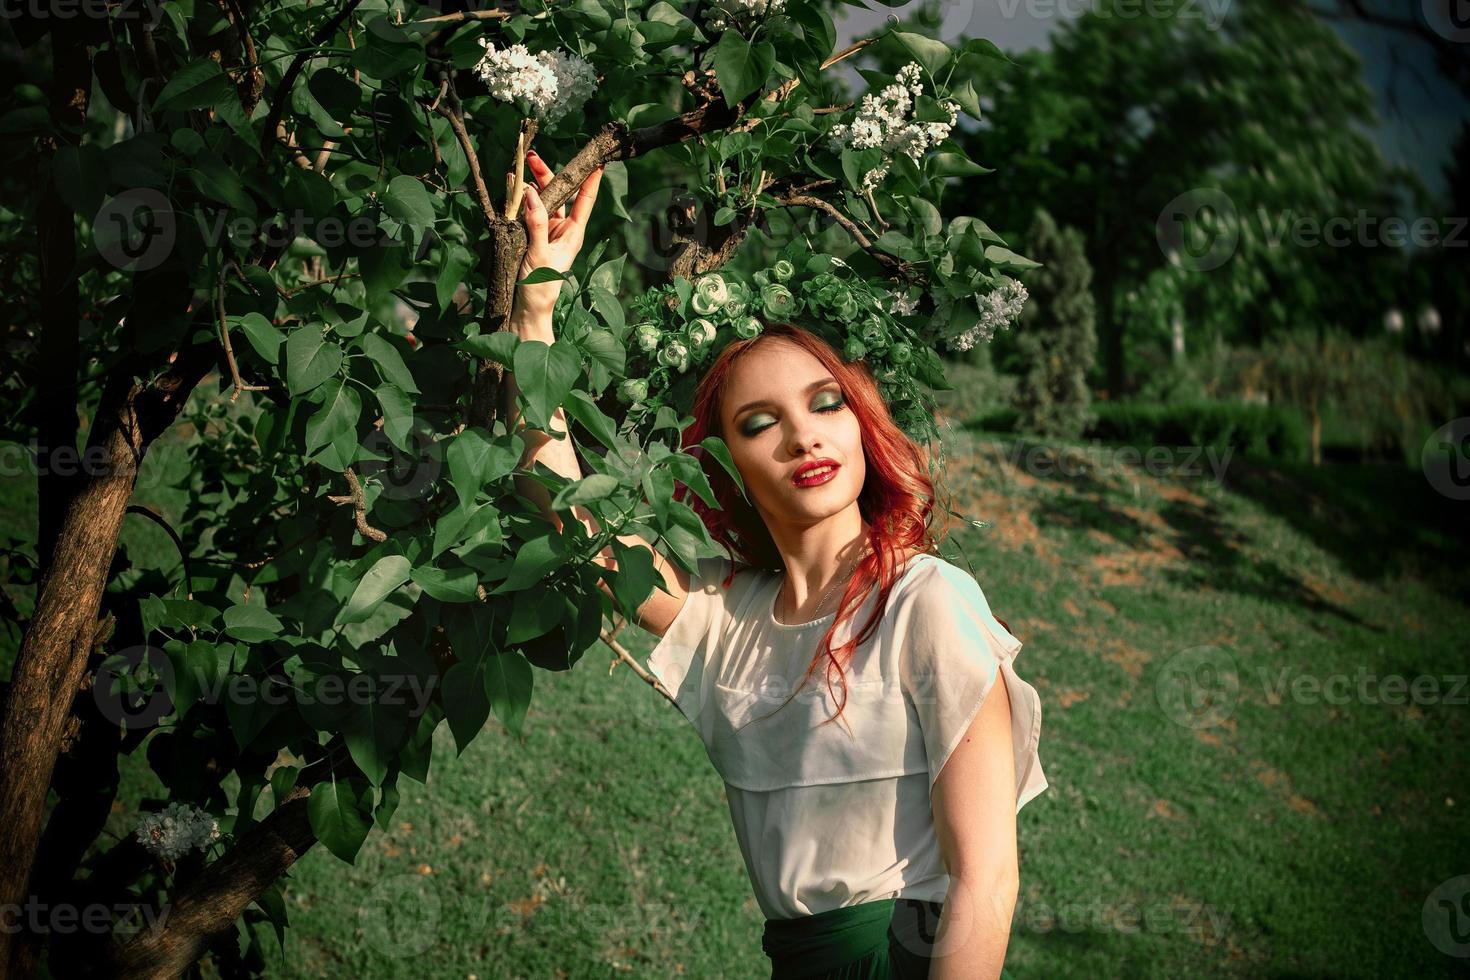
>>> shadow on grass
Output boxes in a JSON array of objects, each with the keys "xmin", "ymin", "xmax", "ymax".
[
  {"xmin": 1218, "ymin": 455, "xmax": 1470, "ymax": 605},
  {"xmin": 975, "ymin": 435, "xmax": 1378, "ymax": 626}
]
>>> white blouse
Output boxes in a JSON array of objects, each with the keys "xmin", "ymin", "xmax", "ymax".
[{"xmin": 645, "ymin": 550, "xmax": 1049, "ymax": 920}]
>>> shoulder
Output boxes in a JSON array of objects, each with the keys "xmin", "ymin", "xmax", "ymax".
[
  {"xmin": 889, "ymin": 552, "xmax": 981, "ymax": 609},
  {"xmin": 692, "ymin": 554, "xmax": 770, "ymax": 596},
  {"xmin": 888, "ymin": 554, "xmax": 1019, "ymax": 651}
]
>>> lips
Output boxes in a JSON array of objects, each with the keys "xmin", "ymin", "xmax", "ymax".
[{"xmin": 793, "ymin": 459, "xmax": 840, "ymax": 486}]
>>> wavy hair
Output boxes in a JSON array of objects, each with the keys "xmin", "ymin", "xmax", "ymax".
[{"xmin": 673, "ymin": 321, "xmax": 963, "ymax": 730}]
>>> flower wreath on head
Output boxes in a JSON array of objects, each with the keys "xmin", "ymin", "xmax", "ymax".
[{"xmin": 614, "ymin": 242, "xmax": 1028, "ymax": 453}]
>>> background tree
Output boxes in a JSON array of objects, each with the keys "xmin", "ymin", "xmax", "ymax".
[
  {"xmin": 966, "ymin": 0, "xmax": 1416, "ymax": 396},
  {"xmin": 1012, "ymin": 210, "xmax": 1097, "ymax": 441}
]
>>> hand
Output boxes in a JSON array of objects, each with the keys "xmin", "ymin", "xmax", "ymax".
[{"xmin": 510, "ymin": 149, "xmax": 605, "ymax": 317}]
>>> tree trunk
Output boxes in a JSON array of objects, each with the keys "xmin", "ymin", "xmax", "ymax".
[
  {"xmin": 0, "ymin": 343, "xmax": 217, "ymax": 980},
  {"xmin": 1310, "ymin": 396, "xmax": 1322, "ymax": 467}
]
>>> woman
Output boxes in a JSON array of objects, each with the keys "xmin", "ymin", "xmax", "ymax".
[{"xmin": 501, "ymin": 150, "xmax": 1048, "ymax": 979}]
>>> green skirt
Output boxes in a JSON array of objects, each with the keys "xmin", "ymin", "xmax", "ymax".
[{"xmin": 761, "ymin": 897, "xmax": 1017, "ymax": 979}]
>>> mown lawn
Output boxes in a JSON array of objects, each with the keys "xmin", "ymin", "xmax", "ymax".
[{"xmin": 8, "ymin": 419, "xmax": 1469, "ymax": 978}]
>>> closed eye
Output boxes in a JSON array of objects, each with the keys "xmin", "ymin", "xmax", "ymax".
[{"xmin": 743, "ymin": 398, "xmax": 845, "ymax": 436}]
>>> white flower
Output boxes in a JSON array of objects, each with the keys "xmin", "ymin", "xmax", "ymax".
[
  {"xmin": 702, "ymin": 0, "xmax": 786, "ymax": 31},
  {"xmin": 827, "ymin": 62, "xmax": 960, "ymax": 191},
  {"xmin": 948, "ymin": 277, "xmax": 1028, "ymax": 352},
  {"xmin": 888, "ymin": 291, "xmax": 918, "ymax": 316},
  {"xmin": 135, "ymin": 802, "xmax": 220, "ymax": 861},
  {"xmin": 474, "ymin": 41, "xmax": 597, "ymax": 125}
]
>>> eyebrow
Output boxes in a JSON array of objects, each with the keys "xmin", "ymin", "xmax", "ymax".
[{"xmin": 732, "ymin": 378, "xmax": 840, "ymax": 419}]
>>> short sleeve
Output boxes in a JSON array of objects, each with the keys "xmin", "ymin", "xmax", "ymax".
[
  {"xmin": 898, "ymin": 560, "xmax": 1049, "ymax": 814},
  {"xmin": 645, "ymin": 555, "xmax": 733, "ymax": 722}
]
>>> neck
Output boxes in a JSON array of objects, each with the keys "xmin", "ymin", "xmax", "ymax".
[{"xmin": 772, "ymin": 515, "xmax": 871, "ymax": 624}]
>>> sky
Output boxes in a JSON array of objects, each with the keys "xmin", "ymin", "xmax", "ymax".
[{"xmin": 830, "ymin": 0, "xmax": 1467, "ymax": 206}]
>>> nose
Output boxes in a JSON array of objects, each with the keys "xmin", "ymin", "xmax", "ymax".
[{"xmin": 786, "ymin": 418, "xmax": 824, "ymax": 460}]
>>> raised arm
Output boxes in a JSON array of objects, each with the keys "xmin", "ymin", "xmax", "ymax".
[{"xmin": 500, "ymin": 150, "xmax": 696, "ymax": 639}]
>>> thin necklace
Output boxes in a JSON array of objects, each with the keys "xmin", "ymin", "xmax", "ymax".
[{"xmin": 781, "ymin": 543, "xmax": 870, "ymax": 625}]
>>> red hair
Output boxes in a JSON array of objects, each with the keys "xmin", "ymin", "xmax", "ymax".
[{"xmin": 673, "ymin": 321, "xmax": 962, "ymax": 729}]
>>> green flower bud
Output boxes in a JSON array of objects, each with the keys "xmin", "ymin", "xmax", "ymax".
[
  {"xmin": 889, "ymin": 341, "xmax": 912, "ymax": 365},
  {"xmin": 843, "ymin": 337, "xmax": 868, "ymax": 361},
  {"xmin": 693, "ymin": 272, "xmax": 730, "ymax": 307},
  {"xmin": 722, "ymin": 296, "xmax": 748, "ymax": 319},
  {"xmin": 771, "ymin": 259, "xmax": 795, "ymax": 282},
  {"xmin": 752, "ymin": 269, "xmax": 771, "ymax": 287},
  {"xmin": 734, "ymin": 316, "xmax": 763, "ymax": 340},
  {"xmin": 658, "ymin": 340, "xmax": 690, "ymax": 372},
  {"xmin": 833, "ymin": 293, "xmax": 858, "ymax": 320},
  {"xmin": 634, "ymin": 323, "xmax": 661, "ymax": 353},
  {"xmin": 691, "ymin": 291, "xmax": 722, "ymax": 315},
  {"xmin": 688, "ymin": 318, "xmax": 718, "ymax": 348},
  {"xmin": 618, "ymin": 378, "xmax": 649, "ymax": 405},
  {"xmin": 760, "ymin": 283, "xmax": 796, "ymax": 320},
  {"xmin": 860, "ymin": 320, "xmax": 889, "ymax": 350}
]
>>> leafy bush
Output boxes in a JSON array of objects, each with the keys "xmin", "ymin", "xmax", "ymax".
[
  {"xmin": 1088, "ymin": 400, "xmax": 1310, "ymax": 462},
  {"xmin": 1012, "ymin": 210, "xmax": 1097, "ymax": 439}
]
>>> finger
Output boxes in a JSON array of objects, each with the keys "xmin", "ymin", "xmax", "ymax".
[
  {"xmin": 526, "ymin": 150, "xmax": 565, "ymax": 219},
  {"xmin": 522, "ymin": 184, "xmax": 548, "ymax": 249},
  {"xmin": 568, "ymin": 165, "xmax": 605, "ymax": 230}
]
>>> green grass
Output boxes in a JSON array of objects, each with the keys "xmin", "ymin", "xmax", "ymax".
[{"xmin": 10, "ymin": 424, "xmax": 1470, "ymax": 978}]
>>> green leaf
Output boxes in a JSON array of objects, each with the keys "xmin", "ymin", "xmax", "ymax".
[
  {"xmin": 337, "ymin": 555, "xmax": 412, "ymax": 625},
  {"xmin": 222, "ymin": 604, "xmax": 283, "ymax": 643},
  {"xmin": 961, "ymin": 37, "xmax": 1011, "ymax": 63},
  {"xmin": 305, "ymin": 379, "xmax": 362, "ymax": 457},
  {"xmin": 984, "ymin": 245, "xmax": 1042, "ymax": 270},
  {"xmin": 485, "ymin": 650, "xmax": 533, "ymax": 738},
  {"xmin": 52, "ymin": 144, "xmax": 107, "ymax": 217},
  {"xmin": 442, "ymin": 657, "xmax": 490, "ymax": 755},
  {"xmin": 384, "ymin": 174, "xmax": 436, "ymax": 229},
  {"xmin": 496, "ymin": 534, "xmax": 569, "ymax": 594},
  {"xmin": 563, "ymin": 389, "xmax": 619, "ymax": 449},
  {"xmin": 236, "ymin": 313, "xmax": 285, "ymax": 366},
  {"xmin": 666, "ymin": 451, "xmax": 720, "ymax": 510},
  {"xmin": 909, "ymin": 195, "xmax": 943, "ymax": 237},
  {"xmin": 551, "ymin": 473, "xmax": 620, "ymax": 510},
  {"xmin": 285, "ymin": 327, "xmax": 343, "ymax": 396},
  {"xmin": 360, "ymin": 333, "xmax": 420, "ymax": 393},
  {"xmin": 890, "ymin": 31, "xmax": 952, "ymax": 81},
  {"xmin": 511, "ymin": 340, "xmax": 581, "ymax": 430},
  {"xmin": 447, "ymin": 427, "xmax": 518, "ymax": 510},
  {"xmin": 929, "ymin": 152, "xmax": 993, "ymax": 178},
  {"xmin": 609, "ymin": 540, "xmax": 657, "ymax": 620},
  {"xmin": 714, "ymin": 33, "xmax": 775, "ymax": 109},
  {"xmin": 950, "ymin": 78, "xmax": 982, "ymax": 121},
  {"xmin": 308, "ymin": 779, "xmax": 375, "ymax": 863},
  {"xmin": 375, "ymin": 382, "xmax": 414, "ymax": 453},
  {"xmin": 457, "ymin": 331, "xmax": 520, "ymax": 366},
  {"xmin": 154, "ymin": 59, "xmax": 235, "ymax": 112},
  {"xmin": 517, "ymin": 266, "xmax": 568, "ymax": 285},
  {"xmin": 699, "ymin": 436, "xmax": 748, "ymax": 501},
  {"xmin": 411, "ymin": 563, "xmax": 480, "ymax": 602},
  {"xmin": 342, "ymin": 686, "xmax": 409, "ymax": 786}
]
